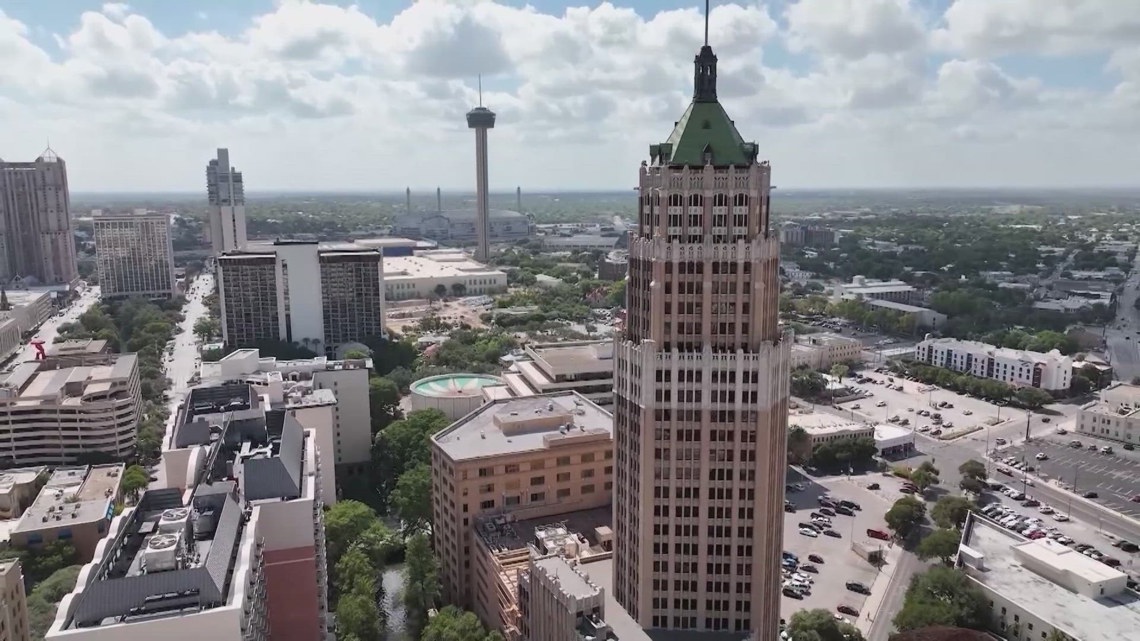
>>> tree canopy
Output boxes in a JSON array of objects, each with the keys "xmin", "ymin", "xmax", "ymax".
[
  {"xmin": 917, "ymin": 529, "xmax": 963, "ymax": 565},
  {"xmin": 931, "ymin": 496, "xmax": 972, "ymax": 530},
  {"xmin": 371, "ymin": 409, "xmax": 450, "ymax": 509},
  {"xmin": 893, "ymin": 566, "xmax": 991, "ymax": 632},
  {"xmin": 885, "ymin": 496, "xmax": 927, "ymax": 539},
  {"xmin": 421, "ymin": 606, "xmax": 505, "ymax": 641},
  {"xmin": 788, "ymin": 608, "xmax": 866, "ymax": 641}
]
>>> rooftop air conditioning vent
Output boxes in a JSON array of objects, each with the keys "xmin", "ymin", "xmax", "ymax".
[
  {"xmin": 149, "ymin": 534, "xmax": 180, "ymax": 550},
  {"xmin": 162, "ymin": 508, "xmax": 191, "ymax": 521}
]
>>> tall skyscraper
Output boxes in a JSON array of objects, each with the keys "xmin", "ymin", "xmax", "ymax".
[
  {"xmin": 93, "ymin": 210, "xmax": 176, "ymax": 300},
  {"xmin": 611, "ymin": 4, "xmax": 791, "ymax": 637},
  {"xmin": 0, "ymin": 149, "xmax": 79, "ymax": 286},
  {"xmin": 466, "ymin": 80, "xmax": 495, "ymax": 262},
  {"xmin": 206, "ymin": 148, "xmax": 247, "ymax": 254}
]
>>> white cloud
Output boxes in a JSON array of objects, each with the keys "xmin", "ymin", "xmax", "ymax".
[{"xmin": 0, "ymin": 1, "xmax": 1135, "ymax": 191}]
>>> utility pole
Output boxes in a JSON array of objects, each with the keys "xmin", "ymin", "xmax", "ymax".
[{"xmin": 1024, "ymin": 409, "xmax": 1032, "ymax": 443}]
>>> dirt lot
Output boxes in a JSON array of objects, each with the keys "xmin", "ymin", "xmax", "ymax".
[{"xmin": 385, "ymin": 298, "xmax": 488, "ymax": 333}]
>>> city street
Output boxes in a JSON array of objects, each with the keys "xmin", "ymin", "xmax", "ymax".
[
  {"xmin": 11, "ymin": 286, "xmax": 100, "ymax": 363},
  {"xmin": 1105, "ymin": 253, "xmax": 1140, "ymax": 381}
]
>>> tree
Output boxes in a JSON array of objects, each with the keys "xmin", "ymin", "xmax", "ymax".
[
  {"xmin": 325, "ymin": 500, "xmax": 380, "ymax": 567},
  {"xmin": 421, "ymin": 606, "xmax": 505, "ymax": 641},
  {"xmin": 343, "ymin": 349, "xmax": 370, "ymax": 360},
  {"xmin": 391, "ymin": 463, "xmax": 433, "ymax": 535},
  {"xmin": 450, "ymin": 283, "xmax": 467, "ymax": 297},
  {"xmin": 362, "ymin": 336, "xmax": 418, "ymax": 377},
  {"xmin": 335, "ymin": 546, "xmax": 378, "ymax": 597},
  {"xmin": 371, "ymin": 409, "xmax": 450, "ymax": 507},
  {"xmin": 192, "ymin": 316, "xmax": 220, "ymax": 342},
  {"xmin": 336, "ymin": 590, "xmax": 381, "ymax": 641},
  {"xmin": 27, "ymin": 565, "xmax": 81, "ymax": 640},
  {"xmin": 788, "ymin": 608, "xmax": 865, "ymax": 641},
  {"xmin": 788, "ymin": 425, "xmax": 812, "ymax": 464},
  {"xmin": 1069, "ymin": 375, "xmax": 1092, "ymax": 396},
  {"xmin": 910, "ymin": 467, "xmax": 939, "ymax": 491},
  {"xmin": 830, "ymin": 363, "xmax": 850, "ymax": 383},
  {"xmin": 1046, "ymin": 630, "xmax": 1073, "ymax": 641},
  {"xmin": 958, "ymin": 459, "xmax": 987, "ymax": 482},
  {"xmin": 403, "ymin": 533, "xmax": 441, "ymax": 637},
  {"xmin": 885, "ymin": 496, "xmax": 926, "ymax": 539},
  {"xmin": 433, "ymin": 283, "xmax": 448, "ymax": 300},
  {"xmin": 120, "ymin": 464, "xmax": 150, "ymax": 500},
  {"xmin": 368, "ymin": 376, "xmax": 402, "ymax": 433},
  {"xmin": 810, "ymin": 436, "xmax": 878, "ymax": 470},
  {"xmin": 791, "ymin": 368, "xmax": 827, "ymax": 398},
  {"xmin": 932, "ymin": 496, "xmax": 972, "ymax": 529},
  {"xmin": 3, "ymin": 541, "xmax": 78, "ymax": 585},
  {"xmin": 893, "ymin": 566, "xmax": 990, "ymax": 632},
  {"xmin": 386, "ymin": 366, "xmax": 415, "ymax": 391},
  {"xmin": 917, "ymin": 528, "xmax": 962, "ymax": 564},
  {"xmin": 1015, "ymin": 386, "xmax": 1053, "ymax": 409},
  {"xmin": 959, "ymin": 477, "xmax": 986, "ymax": 495}
]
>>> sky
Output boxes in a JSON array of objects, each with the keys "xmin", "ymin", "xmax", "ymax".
[{"xmin": 1, "ymin": 0, "xmax": 1138, "ymax": 193}]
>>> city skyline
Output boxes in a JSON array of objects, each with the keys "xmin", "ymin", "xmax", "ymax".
[{"xmin": 0, "ymin": 1, "xmax": 1138, "ymax": 192}]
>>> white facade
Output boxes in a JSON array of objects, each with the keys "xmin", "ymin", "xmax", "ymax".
[
  {"xmin": 864, "ymin": 299, "xmax": 947, "ymax": 329},
  {"xmin": 1076, "ymin": 382, "xmax": 1140, "ymax": 446},
  {"xmin": 915, "ymin": 338, "xmax": 1072, "ymax": 392},
  {"xmin": 93, "ymin": 211, "xmax": 176, "ymax": 300},
  {"xmin": 206, "ymin": 148, "xmax": 247, "ymax": 255},
  {"xmin": 383, "ymin": 251, "xmax": 507, "ymax": 301},
  {"xmin": 832, "ymin": 276, "xmax": 918, "ymax": 305},
  {"xmin": 790, "ymin": 332, "xmax": 862, "ymax": 370},
  {"xmin": 198, "ymin": 348, "xmax": 373, "ymax": 470}
]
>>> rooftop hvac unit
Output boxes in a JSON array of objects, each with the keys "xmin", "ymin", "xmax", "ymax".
[
  {"xmin": 143, "ymin": 532, "xmax": 182, "ymax": 572},
  {"xmin": 159, "ymin": 507, "xmax": 191, "ymax": 533}
]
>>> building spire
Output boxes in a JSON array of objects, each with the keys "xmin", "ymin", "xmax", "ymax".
[
  {"xmin": 478, "ymin": 74, "xmax": 483, "ymax": 107},
  {"xmin": 693, "ymin": 1, "xmax": 718, "ymax": 102}
]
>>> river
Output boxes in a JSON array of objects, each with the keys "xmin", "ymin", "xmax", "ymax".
[{"xmin": 381, "ymin": 564, "xmax": 411, "ymax": 641}]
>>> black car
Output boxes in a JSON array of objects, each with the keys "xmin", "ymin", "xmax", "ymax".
[
  {"xmin": 820, "ymin": 507, "xmax": 836, "ymax": 516},
  {"xmin": 1120, "ymin": 542, "xmax": 1139, "ymax": 553},
  {"xmin": 846, "ymin": 581, "xmax": 870, "ymax": 594},
  {"xmin": 1083, "ymin": 491, "xmax": 1099, "ymax": 499},
  {"xmin": 782, "ymin": 587, "xmax": 803, "ymax": 599},
  {"xmin": 824, "ymin": 529, "xmax": 841, "ymax": 538},
  {"xmin": 866, "ymin": 483, "xmax": 880, "ymax": 490},
  {"xmin": 837, "ymin": 605, "xmax": 860, "ymax": 617},
  {"xmin": 839, "ymin": 499, "xmax": 861, "ymax": 511},
  {"xmin": 835, "ymin": 506, "xmax": 855, "ymax": 516},
  {"xmin": 799, "ymin": 564, "xmax": 818, "ymax": 573},
  {"xmin": 1125, "ymin": 443, "xmax": 1136, "ymax": 451},
  {"xmin": 784, "ymin": 504, "xmax": 796, "ymax": 513},
  {"xmin": 818, "ymin": 499, "xmax": 836, "ymax": 508},
  {"xmin": 808, "ymin": 554, "xmax": 824, "ymax": 564}
]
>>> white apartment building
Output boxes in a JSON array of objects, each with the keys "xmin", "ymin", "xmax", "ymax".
[
  {"xmin": 790, "ymin": 332, "xmax": 863, "ymax": 370},
  {"xmin": 0, "ymin": 343, "xmax": 141, "ymax": 466},
  {"xmin": 0, "ymin": 150, "xmax": 80, "ymax": 287},
  {"xmin": 93, "ymin": 210, "xmax": 176, "ymax": 300},
  {"xmin": 47, "ymin": 387, "xmax": 331, "ymax": 641},
  {"xmin": 217, "ymin": 241, "xmax": 385, "ymax": 354},
  {"xmin": 832, "ymin": 276, "xmax": 919, "ymax": 305},
  {"xmin": 383, "ymin": 250, "xmax": 507, "ymax": 301},
  {"xmin": 958, "ymin": 513, "xmax": 1140, "ymax": 641},
  {"xmin": 915, "ymin": 337, "xmax": 1072, "ymax": 392},
  {"xmin": 206, "ymin": 148, "xmax": 247, "ymax": 255},
  {"xmin": 198, "ymin": 348, "xmax": 372, "ymax": 474},
  {"xmin": 1075, "ymin": 382, "xmax": 1140, "ymax": 446}
]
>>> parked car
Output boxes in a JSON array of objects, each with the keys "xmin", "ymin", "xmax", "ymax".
[
  {"xmin": 1083, "ymin": 491, "xmax": 1099, "ymax": 499},
  {"xmin": 799, "ymin": 528, "xmax": 819, "ymax": 538},
  {"xmin": 837, "ymin": 605, "xmax": 860, "ymax": 617},
  {"xmin": 866, "ymin": 483, "xmax": 880, "ymax": 490},
  {"xmin": 846, "ymin": 581, "xmax": 871, "ymax": 594},
  {"xmin": 866, "ymin": 529, "xmax": 890, "ymax": 541},
  {"xmin": 808, "ymin": 554, "xmax": 824, "ymax": 564}
]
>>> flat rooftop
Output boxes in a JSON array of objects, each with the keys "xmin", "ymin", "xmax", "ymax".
[
  {"xmin": 920, "ymin": 338, "xmax": 1066, "ymax": 365},
  {"xmin": 477, "ymin": 506, "xmax": 613, "ymax": 558},
  {"xmin": 527, "ymin": 341, "xmax": 614, "ymax": 373},
  {"xmin": 0, "ymin": 353, "xmax": 136, "ymax": 406},
  {"xmin": 962, "ymin": 515, "xmax": 1140, "ymax": 641},
  {"xmin": 794, "ymin": 332, "xmax": 858, "ymax": 347},
  {"xmin": 788, "ymin": 411, "xmax": 869, "ymax": 435},
  {"xmin": 866, "ymin": 299, "xmax": 935, "ymax": 313},
  {"xmin": 13, "ymin": 465, "xmax": 123, "ymax": 533},
  {"xmin": 383, "ymin": 254, "xmax": 506, "ymax": 280},
  {"xmin": 433, "ymin": 392, "xmax": 612, "ymax": 462},
  {"xmin": 1086, "ymin": 382, "xmax": 1140, "ymax": 418},
  {"xmin": 0, "ymin": 467, "xmax": 46, "ymax": 491}
]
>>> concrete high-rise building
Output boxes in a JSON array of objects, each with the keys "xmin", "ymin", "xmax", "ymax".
[
  {"xmin": 0, "ymin": 150, "xmax": 79, "ymax": 287},
  {"xmin": 217, "ymin": 241, "xmax": 385, "ymax": 354},
  {"xmin": 466, "ymin": 81, "xmax": 496, "ymax": 262},
  {"xmin": 611, "ymin": 6, "xmax": 791, "ymax": 637},
  {"xmin": 93, "ymin": 210, "xmax": 176, "ymax": 300},
  {"xmin": 0, "ymin": 558, "xmax": 30, "ymax": 641},
  {"xmin": 206, "ymin": 148, "xmax": 247, "ymax": 254}
]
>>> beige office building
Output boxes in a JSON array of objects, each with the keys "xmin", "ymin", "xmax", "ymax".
[
  {"xmin": 218, "ymin": 241, "xmax": 386, "ymax": 354},
  {"xmin": 93, "ymin": 210, "xmax": 176, "ymax": 300},
  {"xmin": 0, "ymin": 559, "xmax": 30, "ymax": 641},
  {"xmin": 206, "ymin": 148, "xmax": 247, "ymax": 254},
  {"xmin": 1076, "ymin": 382, "xmax": 1140, "ymax": 446},
  {"xmin": 0, "ymin": 467, "xmax": 48, "ymax": 520},
  {"xmin": 789, "ymin": 332, "xmax": 863, "ymax": 370},
  {"xmin": 611, "ymin": 23, "xmax": 791, "ymax": 638},
  {"xmin": 429, "ymin": 392, "xmax": 614, "ymax": 611},
  {"xmin": 0, "ymin": 343, "xmax": 141, "ymax": 466},
  {"xmin": 505, "ymin": 341, "xmax": 615, "ymax": 406},
  {"xmin": 0, "ymin": 150, "xmax": 79, "ymax": 287},
  {"xmin": 8, "ymin": 465, "xmax": 123, "ymax": 561}
]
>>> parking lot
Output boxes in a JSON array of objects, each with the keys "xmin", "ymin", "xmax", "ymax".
[
  {"xmin": 780, "ymin": 472, "xmax": 896, "ymax": 623},
  {"xmin": 836, "ymin": 372, "xmax": 1010, "ymax": 440},
  {"xmin": 998, "ymin": 438, "xmax": 1140, "ymax": 518}
]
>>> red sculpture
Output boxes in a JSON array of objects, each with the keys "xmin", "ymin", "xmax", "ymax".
[{"xmin": 30, "ymin": 339, "xmax": 45, "ymax": 360}]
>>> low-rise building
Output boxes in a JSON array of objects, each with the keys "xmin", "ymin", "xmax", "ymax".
[
  {"xmin": 541, "ymin": 235, "xmax": 623, "ymax": 252},
  {"xmin": 597, "ymin": 251, "xmax": 628, "ymax": 281},
  {"xmin": 430, "ymin": 393, "xmax": 614, "ymax": 611},
  {"xmin": 0, "ymin": 558, "xmax": 30, "ymax": 641},
  {"xmin": 790, "ymin": 332, "xmax": 862, "ymax": 370},
  {"xmin": 1075, "ymin": 382, "xmax": 1140, "ymax": 445},
  {"xmin": 507, "ymin": 341, "xmax": 615, "ymax": 406},
  {"xmin": 0, "ymin": 344, "xmax": 141, "ymax": 466},
  {"xmin": 832, "ymin": 276, "xmax": 919, "ymax": 305},
  {"xmin": 779, "ymin": 222, "xmax": 836, "ymax": 247},
  {"xmin": 197, "ymin": 348, "xmax": 372, "ymax": 475},
  {"xmin": 958, "ymin": 512, "xmax": 1140, "ymax": 641},
  {"xmin": 914, "ymin": 337, "xmax": 1072, "ymax": 392},
  {"xmin": 9, "ymin": 464, "xmax": 123, "ymax": 560},
  {"xmin": 0, "ymin": 467, "xmax": 48, "ymax": 520},
  {"xmin": 873, "ymin": 423, "xmax": 915, "ymax": 457},
  {"xmin": 383, "ymin": 250, "xmax": 507, "ymax": 301},
  {"xmin": 788, "ymin": 411, "xmax": 874, "ymax": 449},
  {"xmin": 46, "ymin": 398, "xmax": 331, "ymax": 641},
  {"xmin": 0, "ymin": 289, "xmax": 54, "ymax": 336},
  {"xmin": 864, "ymin": 299, "xmax": 947, "ymax": 330}
]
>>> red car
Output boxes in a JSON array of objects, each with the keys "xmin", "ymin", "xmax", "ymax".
[{"xmin": 867, "ymin": 528, "xmax": 890, "ymax": 541}]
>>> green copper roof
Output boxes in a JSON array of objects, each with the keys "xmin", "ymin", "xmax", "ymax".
[{"xmin": 653, "ymin": 100, "xmax": 757, "ymax": 167}]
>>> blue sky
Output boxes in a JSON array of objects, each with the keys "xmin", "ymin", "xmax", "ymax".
[{"xmin": 0, "ymin": 1, "xmax": 1136, "ymax": 191}]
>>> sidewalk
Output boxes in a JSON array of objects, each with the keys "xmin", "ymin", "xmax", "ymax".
[{"xmin": 854, "ymin": 540, "xmax": 905, "ymax": 637}]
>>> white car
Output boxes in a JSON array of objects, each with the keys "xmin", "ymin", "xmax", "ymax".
[
  {"xmin": 799, "ymin": 527, "xmax": 819, "ymax": 538},
  {"xmin": 1053, "ymin": 513, "xmax": 1070, "ymax": 522},
  {"xmin": 1039, "ymin": 505, "xmax": 1054, "ymax": 514},
  {"xmin": 1035, "ymin": 453, "xmax": 1048, "ymax": 460},
  {"xmin": 963, "ymin": 409, "xmax": 973, "ymax": 415},
  {"xmin": 876, "ymin": 401, "xmax": 887, "ymax": 407}
]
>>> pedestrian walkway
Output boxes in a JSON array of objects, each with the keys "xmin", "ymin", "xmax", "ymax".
[{"xmin": 854, "ymin": 539, "xmax": 904, "ymax": 637}]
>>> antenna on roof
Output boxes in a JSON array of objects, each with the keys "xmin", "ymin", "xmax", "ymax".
[
  {"xmin": 477, "ymin": 74, "xmax": 483, "ymax": 107},
  {"xmin": 704, "ymin": 0, "xmax": 710, "ymax": 46}
]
